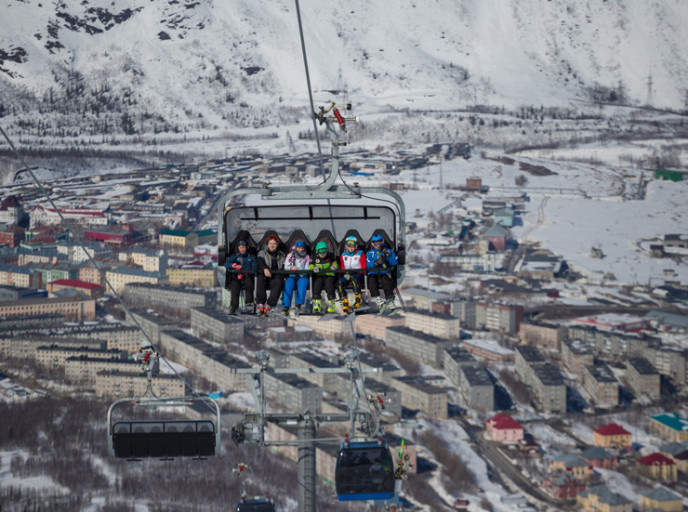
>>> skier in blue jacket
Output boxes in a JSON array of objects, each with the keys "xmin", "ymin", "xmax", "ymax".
[
  {"xmin": 224, "ymin": 239, "xmax": 257, "ymax": 314},
  {"xmin": 366, "ymin": 234, "xmax": 398, "ymax": 312}
]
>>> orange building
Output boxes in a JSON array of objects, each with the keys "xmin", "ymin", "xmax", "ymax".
[
  {"xmin": 635, "ymin": 453, "xmax": 677, "ymax": 482},
  {"xmin": 593, "ymin": 423, "xmax": 632, "ymax": 453}
]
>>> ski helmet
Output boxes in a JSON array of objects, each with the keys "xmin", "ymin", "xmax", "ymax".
[
  {"xmin": 316, "ymin": 241, "xmax": 328, "ymax": 253},
  {"xmin": 345, "ymin": 235, "xmax": 357, "ymax": 245},
  {"xmin": 371, "ymin": 234, "xmax": 384, "ymax": 243},
  {"xmin": 294, "ymin": 240, "xmax": 306, "ymax": 248}
]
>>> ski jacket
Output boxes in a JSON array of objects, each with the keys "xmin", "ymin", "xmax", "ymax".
[
  {"xmin": 309, "ymin": 252, "xmax": 338, "ymax": 276},
  {"xmin": 257, "ymin": 248, "xmax": 285, "ymax": 272},
  {"xmin": 224, "ymin": 252, "xmax": 257, "ymax": 281},
  {"xmin": 340, "ymin": 249, "xmax": 366, "ymax": 271},
  {"xmin": 366, "ymin": 245, "xmax": 398, "ymax": 275},
  {"xmin": 284, "ymin": 246, "xmax": 311, "ymax": 275}
]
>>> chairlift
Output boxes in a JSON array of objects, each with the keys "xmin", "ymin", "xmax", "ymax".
[
  {"xmin": 335, "ymin": 439, "xmax": 396, "ymax": 502},
  {"xmin": 217, "ymin": 103, "xmax": 407, "ymax": 291},
  {"xmin": 107, "ymin": 395, "xmax": 220, "ymax": 459}
]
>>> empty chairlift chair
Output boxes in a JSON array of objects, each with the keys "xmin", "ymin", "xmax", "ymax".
[
  {"xmin": 235, "ymin": 497, "xmax": 276, "ymax": 512},
  {"xmin": 335, "ymin": 439, "xmax": 396, "ymax": 502}
]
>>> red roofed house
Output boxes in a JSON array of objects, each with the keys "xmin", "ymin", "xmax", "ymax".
[
  {"xmin": 46, "ymin": 278, "xmax": 105, "ymax": 300},
  {"xmin": 636, "ymin": 453, "xmax": 677, "ymax": 482},
  {"xmin": 543, "ymin": 469, "xmax": 587, "ymax": 500},
  {"xmin": 593, "ymin": 423, "xmax": 632, "ymax": 453},
  {"xmin": 486, "ymin": 413, "xmax": 524, "ymax": 444},
  {"xmin": 30, "ymin": 205, "xmax": 109, "ymax": 228}
]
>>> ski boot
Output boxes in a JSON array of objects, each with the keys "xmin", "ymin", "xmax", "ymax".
[
  {"xmin": 353, "ymin": 293, "xmax": 364, "ymax": 310},
  {"xmin": 327, "ymin": 299, "xmax": 337, "ymax": 314},
  {"xmin": 282, "ymin": 306, "xmax": 290, "ymax": 316},
  {"xmin": 384, "ymin": 297, "xmax": 397, "ymax": 313},
  {"xmin": 312, "ymin": 299, "xmax": 322, "ymax": 314},
  {"xmin": 340, "ymin": 297, "xmax": 351, "ymax": 314}
]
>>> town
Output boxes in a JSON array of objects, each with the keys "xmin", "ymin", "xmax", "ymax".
[{"xmin": 1, "ymin": 144, "xmax": 687, "ymax": 512}]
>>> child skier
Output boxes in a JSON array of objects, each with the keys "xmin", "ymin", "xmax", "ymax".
[
  {"xmin": 309, "ymin": 240, "xmax": 338, "ymax": 314},
  {"xmin": 366, "ymin": 234, "xmax": 398, "ymax": 312},
  {"xmin": 337, "ymin": 235, "xmax": 366, "ymax": 313},
  {"xmin": 281, "ymin": 240, "xmax": 311, "ymax": 314}
]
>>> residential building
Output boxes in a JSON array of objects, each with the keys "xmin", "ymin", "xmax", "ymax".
[
  {"xmin": 0, "ymin": 335, "xmax": 103, "ymax": 360},
  {"xmin": 0, "ymin": 295, "xmax": 96, "ymax": 321},
  {"xmin": 580, "ymin": 446, "xmax": 618, "ymax": 471},
  {"xmin": 483, "ymin": 224, "xmax": 507, "ymax": 252},
  {"xmin": 57, "ymin": 242, "xmax": 111, "ymax": 263},
  {"xmin": 458, "ymin": 364, "xmax": 494, "ymax": 411},
  {"xmin": 46, "ymin": 279, "xmax": 105, "ymax": 299},
  {"xmin": 437, "ymin": 252, "xmax": 500, "ymax": 274},
  {"xmin": 400, "ymin": 288, "xmax": 452, "ymax": 311},
  {"xmin": 267, "ymin": 325, "xmax": 317, "ymax": 343},
  {"xmin": 542, "ymin": 469, "xmax": 586, "ymax": 500},
  {"xmin": 30, "ymin": 205, "xmax": 109, "ymax": 228},
  {"xmin": 401, "ymin": 308, "xmax": 460, "ymax": 340},
  {"xmin": 640, "ymin": 486, "xmax": 684, "ymax": 511},
  {"xmin": 461, "ymin": 338, "xmax": 515, "ymax": 362},
  {"xmin": 0, "ymin": 264, "xmax": 41, "ymax": 288},
  {"xmin": 122, "ymin": 283, "xmax": 214, "ymax": 314},
  {"xmin": 659, "ymin": 442, "xmax": 688, "ymax": 473},
  {"xmin": 264, "ymin": 370, "xmax": 322, "ymax": 413},
  {"xmin": 650, "ymin": 413, "xmax": 688, "ymax": 443},
  {"xmin": 551, "ymin": 454, "xmax": 594, "ymax": 481},
  {"xmin": 355, "ymin": 352, "xmax": 403, "ymax": 387},
  {"xmin": 385, "ymin": 326, "xmax": 457, "ymax": 367},
  {"xmin": 635, "ymin": 453, "xmax": 677, "ymax": 481},
  {"xmin": 593, "ymin": 423, "xmax": 632, "ymax": 453},
  {"xmin": 288, "ymin": 352, "xmax": 341, "ymax": 391},
  {"xmin": 118, "ymin": 248, "xmax": 168, "ymax": 273},
  {"xmin": 583, "ymin": 363, "xmax": 619, "ymax": 408},
  {"xmin": 443, "ymin": 346, "xmax": 478, "ymax": 388},
  {"xmin": 476, "ymin": 301, "xmax": 523, "ymax": 334},
  {"xmin": 166, "ymin": 263, "xmax": 216, "ymax": 288},
  {"xmin": 519, "ymin": 321, "xmax": 567, "ymax": 351},
  {"xmin": 576, "ymin": 486, "xmax": 632, "ymax": 512},
  {"xmin": 515, "ymin": 345, "xmax": 546, "ymax": 386},
  {"xmin": 485, "ymin": 413, "xmax": 524, "ymax": 444},
  {"xmin": 35, "ymin": 262, "xmax": 80, "ymax": 288},
  {"xmin": 159, "ymin": 229, "xmax": 198, "ymax": 251},
  {"xmin": 567, "ymin": 324, "xmax": 659, "ymax": 361},
  {"xmin": 190, "ymin": 307, "xmax": 245, "ymax": 344},
  {"xmin": 36, "ymin": 345, "xmax": 125, "ymax": 369},
  {"xmin": 79, "ymin": 261, "xmax": 110, "ymax": 286},
  {"xmin": 354, "ymin": 313, "xmax": 406, "ymax": 340},
  {"xmin": 0, "ymin": 195, "xmax": 24, "ymax": 224},
  {"xmin": 561, "ymin": 340, "xmax": 594, "ymax": 376},
  {"xmin": 644, "ymin": 345, "xmax": 687, "ymax": 386},
  {"xmin": 0, "ymin": 224, "xmax": 25, "ymax": 248},
  {"xmin": 0, "ymin": 285, "xmax": 46, "ymax": 302},
  {"xmin": 95, "ymin": 370, "xmax": 185, "ymax": 399},
  {"xmin": 125, "ymin": 309, "xmax": 177, "ymax": 346},
  {"xmin": 625, "ymin": 357, "xmax": 661, "ymax": 399},
  {"xmin": 65, "ymin": 355, "xmax": 140, "ymax": 385},
  {"xmin": 194, "ymin": 229, "xmax": 216, "ymax": 245},
  {"xmin": 106, "ymin": 266, "xmax": 161, "ymax": 294},
  {"xmin": 531, "ymin": 363, "xmax": 567, "ymax": 414},
  {"xmin": 391, "ymin": 376, "xmax": 447, "ymax": 418}
]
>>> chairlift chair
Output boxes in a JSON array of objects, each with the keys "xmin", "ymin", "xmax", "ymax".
[
  {"xmin": 235, "ymin": 497, "xmax": 276, "ymax": 512},
  {"xmin": 107, "ymin": 395, "xmax": 220, "ymax": 459}
]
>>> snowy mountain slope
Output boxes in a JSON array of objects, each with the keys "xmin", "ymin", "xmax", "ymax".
[{"xmin": 0, "ymin": 0, "xmax": 687, "ymax": 141}]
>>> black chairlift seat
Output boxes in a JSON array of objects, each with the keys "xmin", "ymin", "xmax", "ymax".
[
  {"xmin": 107, "ymin": 396, "xmax": 220, "ymax": 459},
  {"xmin": 335, "ymin": 440, "xmax": 396, "ymax": 502},
  {"xmin": 235, "ymin": 498, "xmax": 276, "ymax": 512}
]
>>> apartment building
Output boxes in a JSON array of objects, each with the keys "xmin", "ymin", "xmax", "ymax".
[
  {"xmin": 476, "ymin": 301, "xmax": 523, "ymax": 334},
  {"xmin": 167, "ymin": 265, "xmax": 216, "ymax": 288},
  {"xmin": 264, "ymin": 370, "xmax": 322, "ymax": 413},
  {"xmin": 288, "ymin": 351, "xmax": 341, "ymax": 391},
  {"xmin": 354, "ymin": 313, "xmax": 406, "ymax": 340},
  {"xmin": 515, "ymin": 345, "xmax": 546, "ymax": 386},
  {"xmin": 95, "ymin": 370, "xmax": 185, "ymax": 399},
  {"xmin": 118, "ymin": 248, "xmax": 168, "ymax": 272},
  {"xmin": 36, "ymin": 345, "xmax": 125, "ymax": 368},
  {"xmin": 385, "ymin": 326, "xmax": 457, "ymax": 368},
  {"xmin": 625, "ymin": 357, "xmax": 661, "ymax": 399},
  {"xmin": 577, "ymin": 486, "xmax": 632, "ymax": 512},
  {"xmin": 125, "ymin": 309, "xmax": 177, "ymax": 346},
  {"xmin": 400, "ymin": 288, "xmax": 451, "ymax": 311},
  {"xmin": 462, "ymin": 338, "xmax": 515, "ymax": 363},
  {"xmin": 78, "ymin": 261, "xmax": 110, "ymax": 287},
  {"xmin": 30, "ymin": 205, "xmax": 109, "ymax": 228},
  {"xmin": 159, "ymin": 229, "xmax": 198, "ymax": 251},
  {"xmin": 583, "ymin": 363, "xmax": 619, "ymax": 408},
  {"xmin": 0, "ymin": 295, "xmax": 96, "ymax": 321},
  {"xmin": 355, "ymin": 352, "xmax": 403, "ymax": 387},
  {"xmin": 106, "ymin": 266, "xmax": 161, "ymax": 294},
  {"xmin": 561, "ymin": 340, "xmax": 595, "ymax": 377},
  {"xmin": 458, "ymin": 364, "xmax": 495, "ymax": 411},
  {"xmin": 190, "ymin": 307, "xmax": 245, "ymax": 344},
  {"xmin": 519, "ymin": 321, "xmax": 567, "ymax": 351},
  {"xmin": 122, "ymin": 283, "xmax": 215, "ymax": 313},
  {"xmin": 650, "ymin": 413, "xmax": 688, "ymax": 443},
  {"xmin": 531, "ymin": 363, "xmax": 567, "ymax": 414},
  {"xmin": 402, "ymin": 308, "xmax": 460, "ymax": 340},
  {"xmin": 593, "ymin": 423, "xmax": 632, "ymax": 453},
  {"xmin": 640, "ymin": 486, "xmax": 684, "ymax": 512},
  {"xmin": 443, "ymin": 346, "xmax": 478, "ymax": 388},
  {"xmin": 65, "ymin": 355, "xmax": 140, "ymax": 385},
  {"xmin": 46, "ymin": 279, "xmax": 105, "ymax": 299},
  {"xmin": 0, "ymin": 264, "xmax": 41, "ymax": 288},
  {"xmin": 0, "ymin": 335, "xmax": 104, "ymax": 360},
  {"xmin": 392, "ymin": 376, "xmax": 447, "ymax": 418}
]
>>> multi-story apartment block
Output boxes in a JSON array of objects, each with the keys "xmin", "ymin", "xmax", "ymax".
[
  {"xmin": 35, "ymin": 262, "xmax": 80, "ymax": 287},
  {"xmin": 0, "ymin": 195, "xmax": 24, "ymax": 224},
  {"xmin": 562, "ymin": 340, "xmax": 595, "ymax": 377},
  {"xmin": 190, "ymin": 307, "xmax": 244, "ymax": 344},
  {"xmin": 0, "ymin": 295, "xmax": 96, "ymax": 321},
  {"xmin": 355, "ymin": 352, "xmax": 403, "ymax": 386},
  {"xmin": 159, "ymin": 229, "xmax": 198, "ymax": 251},
  {"xmin": 551, "ymin": 454, "xmax": 594, "ymax": 481},
  {"xmin": 531, "ymin": 363, "xmax": 567, "ymax": 414},
  {"xmin": 30, "ymin": 205, "xmax": 109, "ymax": 228},
  {"xmin": 462, "ymin": 338, "xmax": 515, "ymax": 362},
  {"xmin": 0, "ymin": 285, "xmax": 46, "ymax": 302},
  {"xmin": 443, "ymin": 346, "xmax": 478, "ymax": 388},
  {"xmin": 515, "ymin": 345, "xmax": 546, "ymax": 386},
  {"xmin": 46, "ymin": 279, "xmax": 105, "ymax": 299},
  {"xmin": 401, "ymin": 308, "xmax": 460, "ymax": 340},
  {"xmin": 118, "ymin": 248, "xmax": 168, "ymax": 273},
  {"xmin": 519, "ymin": 321, "xmax": 567, "ymax": 351},
  {"xmin": 122, "ymin": 283, "xmax": 215, "ymax": 313},
  {"xmin": 353, "ymin": 313, "xmax": 406, "ymax": 340},
  {"xmin": 625, "ymin": 357, "xmax": 660, "ymax": 399},
  {"xmin": 166, "ymin": 265, "xmax": 216, "ymax": 288},
  {"xmin": 288, "ymin": 351, "xmax": 341, "ymax": 391},
  {"xmin": 65, "ymin": 355, "xmax": 140, "ymax": 385},
  {"xmin": 36, "ymin": 345, "xmax": 125, "ymax": 368},
  {"xmin": 0, "ymin": 264, "xmax": 41, "ymax": 288},
  {"xmin": 391, "ymin": 376, "xmax": 447, "ymax": 418},
  {"xmin": 458, "ymin": 364, "xmax": 494, "ymax": 411},
  {"xmin": 158, "ymin": 329, "xmax": 250, "ymax": 391},
  {"xmin": 450, "ymin": 300, "xmax": 477, "ymax": 329},
  {"xmin": 636, "ymin": 453, "xmax": 678, "ymax": 482},
  {"xmin": 125, "ymin": 309, "xmax": 177, "ymax": 346},
  {"xmin": 644, "ymin": 346, "xmax": 687, "ymax": 386},
  {"xmin": 640, "ymin": 486, "xmax": 684, "ymax": 512},
  {"xmin": 476, "ymin": 301, "xmax": 523, "ymax": 334},
  {"xmin": 583, "ymin": 363, "xmax": 619, "ymax": 408},
  {"xmin": 577, "ymin": 486, "xmax": 632, "ymax": 512},
  {"xmin": 295, "ymin": 314, "xmax": 354, "ymax": 340},
  {"xmin": 0, "ymin": 225, "xmax": 25, "ymax": 248},
  {"xmin": 567, "ymin": 324, "xmax": 658, "ymax": 360},
  {"xmin": 385, "ymin": 326, "xmax": 457, "ymax": 367},
  {"xmin": 106, "ymin": 266, "xmax": 161, "ymax": 294},
  {"xmin": 264, "ymin": 370, "xmax": 322, "ymax": 413},
  {"xmin": 95, "ymin": 370, "xmax": 185, "ymax": 399},
  {"xmin": 0, "ymin": 335, "xmax": 104, "ymax": 360},
  {"xmin": 79, "ymin": 261, "xmax": 110, "ymax": 287},
  {"xmin": 57, "ymin": 242, "xmax": 111, "ymax": 263},
  {"xmin": 400, "ymin": 288, "xmax": 451, "ymax": 311}
]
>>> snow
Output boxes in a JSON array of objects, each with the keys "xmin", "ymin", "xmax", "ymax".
[{"xmin": 0, "ymin": 449, "xmax": 69, "ymax": 494}]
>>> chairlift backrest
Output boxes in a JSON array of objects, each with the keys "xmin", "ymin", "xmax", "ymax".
[
  {"xmin": 335, "ymin": 440, "xmax": 396, "ymax": 502},
  {"xmin": 235, "ymin": 499, "xmax": 276, "ymax": 512}
]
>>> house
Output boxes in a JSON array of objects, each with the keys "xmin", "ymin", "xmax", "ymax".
[
  {"xmin": 551, "ymin": 454, "xmax": 594, "ymax": 481},
  {"xmin": 493, "ymin": 207, "xmax": 514, "ymax": 227},
  {"xmin": 580, "ymin": 446, "xmax": 618, "ymax": 471},
  {"xmin": 577, "ymin": 486, "xmax": 632, "ymax": 512},
  {"xmin": 542, "ymin": 469, "xmax": 586, "ymax": 500},
  {"xmin": 485, "ymin": 413, "xmax": 524, "ymax": 444},
  {"xmin": 635, "ymin": 453, "xmax": 677, "ymax": 482},
  {"xmin": 46, "ymin": 279, "xmax": 105, "ymax": 300},
  {"xmin": 659, "ymin": 441, "xmax": 688, "ymax": 473},
  {"xmin": 650, "ymin": 412, "xmax": 688, "ymax": 443},
  {"xmin": 0, "ymin": 225, "xmax": 25, "ymax": 248},
  {"xmin": 593, "ymin": 423, "xmax": 632, "ymax": 453},
  {"xmin": 483, "ymin": 224, "xmax": 507, "ymax": 252},
  {"xmin": 640, "ymin": 486, "xmax": 684, "ymax": 511}
]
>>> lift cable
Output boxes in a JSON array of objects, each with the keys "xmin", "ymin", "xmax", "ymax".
[{"xmin": 0, "ymin": 123, "xmax": 212, "ymax": 409}]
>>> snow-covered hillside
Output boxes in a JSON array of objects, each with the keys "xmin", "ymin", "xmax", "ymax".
[{"xmin": 1, "ymin": 0, "xmax": 687, "ymax": 142}]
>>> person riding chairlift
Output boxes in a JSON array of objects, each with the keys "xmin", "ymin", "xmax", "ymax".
[
  {"xmin": 224, "ymin": 239, "xmax": 257, "ymax": 314},
  {"xmin": 281, "ymin": 240, "xmax": 311, "ymax": 315},
  {"xmin": 309, "ymin": 240, "xmax": 338, "ymax": 314},
  {"xmin": 337, "ymin": 235, "xmax": 366, "ymax": 313},
  {"xmin": 256, "ymin": 235, "xmax": 285, "ymax": 315},
  {"xmin": 366, "ymin": 234, "xmax": 398, "ymax": 312}
]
